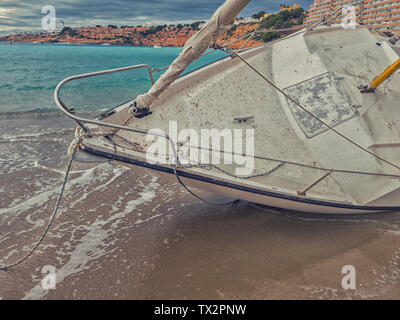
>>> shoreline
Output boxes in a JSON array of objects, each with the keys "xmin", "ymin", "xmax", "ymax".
[{"xmin": 1, "ymin": 40, "xmax": 184, "ymax": 48}]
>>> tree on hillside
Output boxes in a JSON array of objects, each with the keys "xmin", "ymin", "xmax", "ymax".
[
  {"xmin": 261, "ymin": 31, "xmax": 281, "ymax": 42},
  {"xmin": 59, "ymin": 27, "xmax": 77, "ymax": 37},
  {"xmin": 259, "ymin": 7, "xmax": 305, "ymax": 30},
  {"xmin": 252, "ymin": 11, "xmax": 265, "ymax": 19},
  {"xmin": 227, "ymin": 24, "xmax": 237, "ymax": 36},
  {"xmin": 190, "ymin": 22, "xmax": 202, "ymax": 30}
]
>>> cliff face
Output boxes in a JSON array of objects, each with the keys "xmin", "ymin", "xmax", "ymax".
[
  {"xmin": 219, "ymin": 24, "xmax": 262, "ymax": 49},
  {"xmin": 1, "ymin": 24, "xmax": 263, "ymax": 49}
]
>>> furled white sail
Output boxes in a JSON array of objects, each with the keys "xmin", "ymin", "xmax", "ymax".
[{"xmin": 134, "ymin": 0, "xmax": 251, "ymax": 108}]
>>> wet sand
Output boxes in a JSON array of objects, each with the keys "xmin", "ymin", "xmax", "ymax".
[{"xmin": 1, "ymin": 112, "xmax": 400, "ymax": 300}]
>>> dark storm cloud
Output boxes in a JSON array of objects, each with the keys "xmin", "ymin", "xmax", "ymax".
[{"xmin": 0, "ymin": 0, "xmax": 313, "ymax": 35}]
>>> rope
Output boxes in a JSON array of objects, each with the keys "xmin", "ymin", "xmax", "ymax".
[
  {"xmin": 176, "ymin": 160, "xmax": 285, "ymax": 180},
  {"xmin": 171, "ymin": 163, "xmax": 235, "ymax": 206},
  {"xmin": 172, "ymin": 144, "xmax": 400, "ymax": 178},
  {"xmin": 218, "ymin": 45, "xmax": 400, "ymax": 172},
  {"xmin": 167, "ymin": 157, "xmax": 286, "ymax": 206},
  {"xmin": 0, "ymin": 135, "xmax": 83, "ymax": 271},
  {"xmin": 239, "ymin": 30, "xmax": 256, "ymax": 50}
]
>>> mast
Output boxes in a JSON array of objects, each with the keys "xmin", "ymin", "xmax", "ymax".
[{"xmin": 133, "ymin": 0, "xmax": 251, "ymax": 110}]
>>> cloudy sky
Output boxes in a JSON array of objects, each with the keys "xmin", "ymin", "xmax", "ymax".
[{"xmin": 0, "ymin": 0, "xmax": 313, "ymax": 36}]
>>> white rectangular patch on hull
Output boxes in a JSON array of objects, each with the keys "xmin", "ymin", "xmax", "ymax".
[{"xmin": 283, "ymin": 72, "xmax": 357, "ymax": 138}]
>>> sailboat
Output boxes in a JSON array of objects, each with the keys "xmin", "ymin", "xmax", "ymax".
[{"xmin": 55, "ymin": 0, "xmax": 400, "ymax": 214}]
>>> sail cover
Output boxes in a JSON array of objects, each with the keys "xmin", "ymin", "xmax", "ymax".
[{"xmin": 134, "ymin": 0, "xmax": 251, "ymax": 108}]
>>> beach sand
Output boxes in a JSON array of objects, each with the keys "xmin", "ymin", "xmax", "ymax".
[{"xmin": 1, "ymin": 112, "xmax": 400, "ymax": 300}]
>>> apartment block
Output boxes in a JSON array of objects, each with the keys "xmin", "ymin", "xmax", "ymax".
[{"xmin": 304, "ymin": 0, "xmax": 400, "ymax": 30}]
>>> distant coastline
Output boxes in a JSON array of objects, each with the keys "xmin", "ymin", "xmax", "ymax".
[
  {"xmin": 0, "ymin": 7, "xmax": 310, "ymax": 49},
  {"xmin": 0, "ymin": 23, "xmax": 263, "ymax": 50}
]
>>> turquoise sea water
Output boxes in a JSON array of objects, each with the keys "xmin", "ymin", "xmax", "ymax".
[{"xmin": 0, "ymin": 42, "xmax": 227, "ymax": 113}]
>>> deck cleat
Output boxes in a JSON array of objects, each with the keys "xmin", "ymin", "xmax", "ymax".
[{"xmin": 129, "ymin": 101, "xmax": 152, "ymax": 118}]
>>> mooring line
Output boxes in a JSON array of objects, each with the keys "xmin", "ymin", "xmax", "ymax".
[{"xmin": 0, "ymin": 136, "xmax": 82, "ymax": 271}]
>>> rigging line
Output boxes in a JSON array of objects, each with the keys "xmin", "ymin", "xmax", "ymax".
[
  {"xmin": 171, "ymin": 163, "xmax": 236, "ymax": 206},
  {"xmin": 306, "ymin": 1, "xmax": 363, "ymax": 30},
  {"xmin": 154, "ymin": 31, "xmax": 263, "ymax": 73},
  {"xmin": 324, "ymin": 9, "xmax": 345, "ymax": 25},
  {"xmin": 219, "ymin": 46, "xmax": 400, "ymax": 172},
  {"xmin": 151, "ymin": 34, "xmax": 255, "ymax": 72},
  {"xmin": 180, "ymin": 32, "xmax": 255, "ymax": 61},
  {"xmin": 239, "ymin": 30, "xmax": 256, "ymax": 49},
  {"xmin": 88, "ymin": 128, "xmax": 400, "ymax": 178},
  {"xmin": 171, "ymin": 143, "xmax": 400, "ymax": 178},
  {"xmin": 178, "ymin": 160, "xmax": 286, "ymax": 180}
]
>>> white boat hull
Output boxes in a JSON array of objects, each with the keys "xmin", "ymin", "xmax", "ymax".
[{"xmin": 65, "ymin": 26, "xmax": 400, "ymax": 215}]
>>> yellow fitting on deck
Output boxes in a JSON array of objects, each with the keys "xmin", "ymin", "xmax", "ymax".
[{"xmin": 370, "ymin": 58, "xmax": 400, "ymax": 89}]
